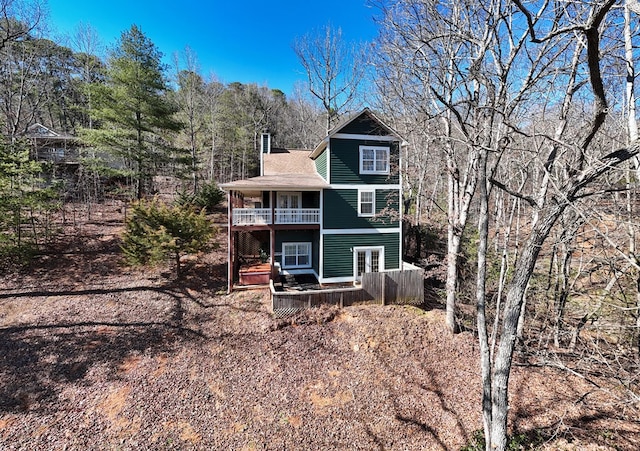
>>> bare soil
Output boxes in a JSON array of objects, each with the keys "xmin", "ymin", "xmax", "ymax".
[{"xmin": 0, "ymin": 202, "xmax": 639, "ymax": 450}]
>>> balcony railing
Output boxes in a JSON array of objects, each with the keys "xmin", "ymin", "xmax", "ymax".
[
  {"xmin": 233, "ymin": 208, "xmax": 271, "ymax": 226},
  {"xmin": 232, "ymin": 208, "xmax": 320, "ymax": 226},
  {"xmin": 275, "ymin": 208, "xmax": 320, "ymax": 224}
]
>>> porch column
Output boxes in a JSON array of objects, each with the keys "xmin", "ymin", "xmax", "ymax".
[
  {"xmin": 227, "ymin": 190, "xmax": 234, "ymax": 293},
  {"xmin": 270, "ymin": 191, "xmax": 277, "ymax": 280}
]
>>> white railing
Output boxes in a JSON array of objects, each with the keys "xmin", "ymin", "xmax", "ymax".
[
  {"xmin": 232, "ymin": 208, "xmax": 320, "ymax": 226},
  {"xmin": 232, "ymin": 208, "xmax": 272, "ymax": 225},
  {"xmin": 275, "ymin": 208, "xmax": 320, "ymax": 224}
]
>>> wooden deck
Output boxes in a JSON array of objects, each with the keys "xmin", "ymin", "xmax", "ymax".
[{"xmin": 271, "ymin": 265, "xmax": 425, "ymax": 317}]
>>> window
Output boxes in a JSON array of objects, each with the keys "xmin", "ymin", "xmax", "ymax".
[
  {"xmin": 359, "ymin": 146, "xmax": 390, "ymax": 174},
  {"xmin": 358, "ymin": 189, "xmax": 375, "ymax": 217},
  {"xmin": 277, "ymin": 192, "xmax": 301, "ymax": 209},
  {"xmin": 354, "ymin": 247, "xmax": 384, "ymax": 281},
  {"xmin": 277, "ymin": 192, "xmax": 302, "ymax": 223},
  {"xmin": 282, "ymin": 242, "xmax": 312, "ymax": 269}
]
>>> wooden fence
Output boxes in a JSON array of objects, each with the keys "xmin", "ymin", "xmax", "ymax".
[
  {"xmin": 271, "ymin": 264, "xmax": 424, "ymax": 316},
  {"xmin": 361, "ymin": 266, "xmax": 424, "ymax": 306},
  {"xmin": 271, "ymin": 285, "xmax": 375, "ymax": 317}
]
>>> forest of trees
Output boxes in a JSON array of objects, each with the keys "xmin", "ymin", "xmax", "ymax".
[{"xmin": 2, "ymin": 0, "xmax": 640, "ymax": 449}]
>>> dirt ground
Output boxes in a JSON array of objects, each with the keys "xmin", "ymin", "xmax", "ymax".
[{"xmin": 1, "ymin": 202, "xmax": 639, "ymax": 450}]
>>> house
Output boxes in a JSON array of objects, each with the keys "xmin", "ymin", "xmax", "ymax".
[
  {"xmin": 221, "ymin": 108, "xmax": 405, "ymax": 293},
  {"xmin": 22, "ymin": 123, "xmax": 82, "ymax": 184},
  {"xmin": 23, "ymin": 123, "xmax": 81, "ymax": 164}
]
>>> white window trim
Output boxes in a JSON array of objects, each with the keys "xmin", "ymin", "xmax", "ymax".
[
  {"xmin": 359, "ymin": 145, "xmax": 390, "ymax": 175},
  {"xmin": 282, "ymin": 242, "xmax": 312, "ymax": 269},
  {"xmin": 358, "ymin": 189, "xmax": 375, "ymax": 217},
  {"xmin": 277, "ymin": 192, "xmax": 302, "ymax": 209},
  {"xmin": 353, "ymin": 246, "xmax": 385, "ymax": 281}
]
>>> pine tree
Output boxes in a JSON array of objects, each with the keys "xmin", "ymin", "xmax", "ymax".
[
  {"xmin": 0, "ymin": 138, "xmax": 60, "ymax": 264},
  {"xmin": 84, "ymin": 25, "xmax": 182, "ymax": 199},
  {"xmin": 121, "ymin": 198, "xmax": 216, "ymax": 277}
]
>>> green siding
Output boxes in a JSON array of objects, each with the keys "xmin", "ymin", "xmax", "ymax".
[
  {"xmin": 376, "ymin": 189, "xmax": 400, "ymax": 219},
  {"xmin": 314, "ymin": 148, "xmax": 328, "ymax": 180},
  {"xmin": 329, "ymin": 138, "xmax": 400, "ymax": 185},
  {"xmin": 340, "ymin": 113, "xmax": 387, "ymax": 135},
  {"xmin": 322, "ymin": 233, "xmax": 400, "ymax": 279},
  {"xmin": 275, "ymin": 229, "xmax": 319, "ymax": 273},
  {"xmin": 323, "ymin": 189, "xmax": 399, "ymax": 229}
]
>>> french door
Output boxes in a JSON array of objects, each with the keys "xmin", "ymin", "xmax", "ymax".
[
  {"xmin": 277, "ymin": 192, "xmax": 301, "ymax": 223},
  {"xmin": 354, "ymin": 247, "xmax": 383, "ymax": 281},
  {"xmin": 277, "ymin": 192, "xmax": 301, "ymax": 209}
]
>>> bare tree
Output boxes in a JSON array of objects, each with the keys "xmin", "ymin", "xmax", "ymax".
[
  {"xmin": 293, "ymin": 23, "xmax": 365, "ymax": 133},
  {"xmin": 0, "ymin": 0, "xmax": 44, "ymax": 52},
  {"xmin": 373, "ymin": 0, "xmax": 485, "ymax": 333},
  {"xmin": 203, "ymin": 72, "xmax": 224, "ymax": 183},
  {"xmin": 173, "ymin": 47, "xmax": 208, "ymax": 192},
  {"xmin": 373, "ymin": 0, "xmax": 640, "ymax": 449},
  {"xmin": 486, "ymin": 1, "xmax": 639, "ymax": 448},
  {"xmin": 282, "ymin": 82, "xmax": 324, "ymax": 149},
  {"xmin": 624, "ymin": 0, "xmax": 640, "ymax": 354}
]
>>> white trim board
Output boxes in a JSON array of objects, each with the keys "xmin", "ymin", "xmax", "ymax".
[
  {"xmin": 328, "ymin": 184, "xmax": 400, "ymax": 190},
  {"xmin": 321, "ymin": 227, "xmax": 401, "ymax": 235},
  {"xmin": 332, "ymin": 133, "xmax": 398, "ymax": 142}
]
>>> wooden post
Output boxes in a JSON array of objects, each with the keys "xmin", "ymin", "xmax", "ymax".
[
  {"xmin": 270, "ymin": 191, "xmax": 277, "ymax": 280},
  {"xmin": 381, "ymin": 274, "xmax": 386, "ymax": 306},
  {"xmin": 227, "ymin": 190, "xmax": 234, "ymax": 294}
]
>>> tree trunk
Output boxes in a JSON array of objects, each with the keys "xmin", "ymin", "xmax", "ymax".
[
  {"xmin": 475, "ymin": 145, "xmax": 493, "ymax": 449},
  {"xmin": 624, "ymin": 1, "xmax": 640, "ymax": 357},
  {"xmin": 445, "ymin": 229, "xmax": 461, "ymax": 333},
  {"xmin": 490, "ymin": 204, "xmax": 563, "ymax": 449},
  {"xmin": 445, "ymin": 131, "xmax": 460, "ymax": 333}
]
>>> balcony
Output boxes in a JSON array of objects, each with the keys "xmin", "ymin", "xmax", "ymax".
[{"xmin": 232, "ymin": 208, "xmax": 320, "ymax": 226}]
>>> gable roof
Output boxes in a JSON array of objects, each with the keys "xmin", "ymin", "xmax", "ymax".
[
  {"xmin": 26, "ymin": 123, "xmax": 60, "ymax": 137},
  {"xmin": 24, "ymin": 123, "xmax": 76, "ymax": 140},
  {"xmin": 220, "ymin": 148, "xmax": 329, "ymax": 191},
  {"xmin": 310, "ymin": 108, "xmax": 406, "ymax": 159},
  {"xmin": 221, "ymin": 107, "xmax": 405, "ymax": 192},
  {"xmin": 263, "ymin": 148, "xmax": 315, "ymax": 175}
]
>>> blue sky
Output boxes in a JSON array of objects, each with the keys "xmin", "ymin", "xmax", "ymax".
[{"xmin": 47, "ymin": 0, "xmax": 379, "ymax": 95}]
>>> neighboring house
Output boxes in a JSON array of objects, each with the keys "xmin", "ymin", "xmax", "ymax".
[
  {"xmin": 221, "ymin": 108, "xmax": 405, "ymax": 292},
  {"xmin": 23, "ymin": 123, "xmax": 81, "ymax": 165},
  {"xmin": 22, "ymin": 123, "xmax": 129, "ymax": 190}
]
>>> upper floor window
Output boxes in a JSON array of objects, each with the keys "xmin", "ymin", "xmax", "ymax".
[
  {"xmin": 359, "ymin": 145, "xmax": 390, "ymax": 175},
  {"xmin": 358, "ymin": 189, "xmax": 375, "ymax": 217}
]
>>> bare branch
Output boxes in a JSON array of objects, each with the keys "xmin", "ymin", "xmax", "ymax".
[{"xmin": 489, "ymin": 177, "xmax": 538, "ymax": 208}]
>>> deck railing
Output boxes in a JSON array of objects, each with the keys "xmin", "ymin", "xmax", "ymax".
[
  {"xmin": 232, "ymin": 208, "xmax": 320, "ymax": 226},
  {"xmin": 274, "ymin": 208, "xmax": 320, "ymax": 224},
  {"xmin": 232, "ymin": 208, "xmax": 271, "ymax": 226}
]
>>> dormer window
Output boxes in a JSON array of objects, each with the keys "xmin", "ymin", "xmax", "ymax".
[{"xmin": 359, "ymin": 145, "xmax": 389, "ymax": 175}]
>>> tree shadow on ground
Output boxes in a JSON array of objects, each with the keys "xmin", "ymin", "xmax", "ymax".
[
  {"xmin": 175, "ymin": 261, "xmax": 228, "ymax": 296},
  {"xmin": 510, "ymin": 412, "xmax": 640, "ymax": 450},
  {"xmin": 0, "ymin": 266, "xmax": 274, "ymax": 416},
  {"xmin": 0, "ymin": 276, "xmax": 226, "ymax": 416},
  {"xmin": 0, "ymin": 321, "xmax": 198, "ymax": 414},
  {"xmin": 354, "ymin": 312, "xmax": 475, "ymax": 449},
  {"xmin": 509, "ymin": 363, "xmax": 640, "ymax": 449},
  {"xmin": 386, "ymin": 364, "xmax": 472, "ymax": 450}
]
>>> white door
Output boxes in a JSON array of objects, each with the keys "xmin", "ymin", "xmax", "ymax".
[
  {"xmin": 277, "ymin": 192, "xmax": 301, "ymax": 223},
  {"xmin": 354, "ymin": 247, "xmax": 382, "ymax": 281}
]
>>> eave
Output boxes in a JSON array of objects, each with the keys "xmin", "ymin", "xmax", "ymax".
[{"xmin": 220, "ymin": 174, "xmax": 329, "ymax": 193}]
